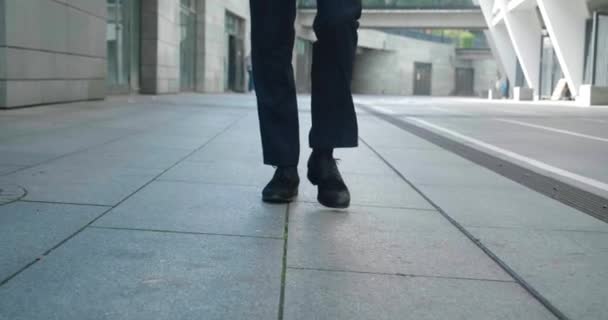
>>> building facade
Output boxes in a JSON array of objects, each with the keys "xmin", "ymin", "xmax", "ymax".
[
  {"xmin": 1, "ymin": 0, "xmax": 498, "ymax": 109},
  {"xmin": 478, "ymin": 0, "xmax": 608, "ymax": 105},
  {"xmin": 0, "ymin": 0, "xmax": 251, "ymax": 108}
]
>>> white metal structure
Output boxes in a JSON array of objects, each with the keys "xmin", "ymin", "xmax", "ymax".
[
  {"xmin": 298, "ymin": 9, "xmax": 487, "ymax": 29},
  {"xmin": 478, "ymin": 0, "xmax": 608, "ymax": 105}
]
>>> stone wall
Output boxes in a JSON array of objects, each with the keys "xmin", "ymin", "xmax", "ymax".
[
  {"xmin": 0, "ymin": 0, "xmax": 106, "ymax": 108},
  {"xmin": 197, "ymin": 0, "xmax": 250, "ymax": 93},
  {"xmin": 352, "ymin": 30, "xmax": 457, "ymax": 96},
  {"xmin": 140, "ymin": 0, "xmax": 181, "ymax": 94},
  {"xmin": 472, "ymin": 58, "xmax": 499, "ymax": 97}
]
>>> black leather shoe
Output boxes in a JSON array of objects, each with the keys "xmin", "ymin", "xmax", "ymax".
[
  {"xmin": 262, "ymin": 167, "xmax": 299, "ymax": 203},
  {"xmin": 307, "ymin": 150, "xmax": 351, "ymax": 209}
]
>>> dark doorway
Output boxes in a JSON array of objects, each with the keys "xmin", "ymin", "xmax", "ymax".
[
  {"xmin": 454, "ymin": 67, "xmax": 474, "ymax": 96},
  {"xmin": 228, "ymin": 35, "xmax": 238, "ymax": 91},
  {"xmin": 413, "ymin": 62, "xmax": 432, "ymax": 96},
  {"xmin": 225, "ymin": 12, "xmax": 245, "ymax": 92}
]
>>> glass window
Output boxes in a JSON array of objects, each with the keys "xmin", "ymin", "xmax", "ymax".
[
  {"xmin": 106, "ymin": 0, "xmax": 140, "ymax": 93},
  {"xmin": 585, "ymin": 12, "xmax": 608, "ymax": 86},
  {"xmin": 595, "ymin": 13, "xmax": 608, "ymax": 86},
  {"xmin": 539, "ymin": 35, "xmax": 563, "ymax": 99},
  {"xmin": 180, "ymin": 2, "xmax": 196, "ymax": 91}
]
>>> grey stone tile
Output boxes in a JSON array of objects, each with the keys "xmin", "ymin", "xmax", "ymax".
[
  {"xmin": 469, "ymin": 227, "xmax": 608, "ymax": 320},
  {"xmin": 160, "ymin": 160, "xmax": 274, "ymax": 186},
  {"xmin": 0, "ymin": 228, "xmax": 283, "ymax": 320},
  {"xmin": 358, "ymin": 118, "xmax": 441, "ymax": 150},
  {"xmin": 187, "ymin": 140, "xmax": 263, "ymax": 163},
  {"xmin": 0, "ymin": 165, "xmax": 22, "ymax": 175},
  {"xmin": 284, "ymin": 269, "xmax": 555, "ymax": 320},
  {"xmin": 4, "ymin": 80, "xmax": 43, "ymax": 107},
  {"xmin": 0, "ymin": 202, "xmax": 106, "ymax": 281},
  {"xmin": 103, "ymin": 132, "xmax": 215, "ymax": 150},
  {"xmin": 416, "ymin": 185, "xmax": 608, "ymax": 231},
  {"xmin": 63, "ymin": 144, "xmax": 193, "ymax": 170},
  {"xmin": 0, "ymin": 163, "xmax": 158, "ymax": 205},
  {"xmin": 287, "ymin": 202, "xmax": 511, "ymax": 280},
  {"xmin": 376, "ymin": 147, "xmax": 515, "ymax": 187},
  {"xmin": 299, "ymin": 173, "xmax": 433, "ymax": 210},
  {"xmin": 0, "ymin": 125, "xmax": 134, "ymax": 155},
  {"xmin": 95, "ymin": 180, "xmax": 286, "ymax": 238},
  {"xmin": 374, "ymin": 147, "xmax": 475, "ymax": 166}
]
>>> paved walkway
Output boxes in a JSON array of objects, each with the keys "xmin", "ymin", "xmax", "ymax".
[{"xmin": 0, "ymin": 94, "xmax": 606, "ymax": 319}]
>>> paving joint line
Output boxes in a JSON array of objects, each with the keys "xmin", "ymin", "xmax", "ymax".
[
  {"xmin": 286, "ymin": 266, "xmax": 515, "ymax": 283},
  {"xmin": 294, "ymin": 199, "xmax": 437, "ymax": 212},
  {"xmin": 0, "ymin": 115, "xmax": 245, "ymax": 288},
  {"xmin": 358, "ymin": 135, "xmax": 570, "ymax": 320},
  {"xmin": 0, "ymin": 107, "xmax": 153, "ymax": 143},
  {"xmin": 17, "ymin": 199, "xmax": 113, "ymax": 208},
  {"xmin": 277, "ymin": 203, "xmax": 291, "ymax": 320},
  {"xmin": 462, "ymin": 224, "xmax": 608, "ymax": 234},
  {"xmin": 88, "ymin": 226, "xmax": 283, "ymax": 240},
  {"xmin": 0, "ymin": 111, "xmax": 202, "ymax": 178},
  {"xmin": 155, "ymin": 178, "xmax": 259, "ymax": 188}
]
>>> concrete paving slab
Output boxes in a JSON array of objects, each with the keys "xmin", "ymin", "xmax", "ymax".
[
  {"xmin": 284, "ymin": 268, "xmax": 555, "ymax": 320},
  {"xmin": 95, "ymin": 180, "xmax": 286, "ymax": 238},
  {"xmin": 0, "ymin": 149, "xmax": 59, "ymax": 166},
  {"xmin": 0, "ymin": 165, "xmax": 22, "ymax": 175},
  {"xmin": 416, "ymin": 185, "xmax": 608, "ymax": 231},
  {"xmin": 0, "ymin": 126, "xmax": 135, "ymax": 155},
  {"xmin": 0, "ymin": 202, "xmax": 106, "ymax": 281},
  {"xmin": 374, "ymin": 147, "xmax": 479, "ymax": 167},
  {"xmin": 187, "ymin": 140, "xmax": 263, "ymax": 163},
  {"xmin": 375, "ymin": 147, "xmax": 516, "ymax": 188},
  {"xmin": 298, "ymin": 173, "xmax": 433, "ymax": 210},
  {"xmin": 159, "ymin": 161, "xmax": 274, "ymax": 186},
  {"xmin": 0, "ymin": 163, "xmax": 158, "ymax": 205},
  {"xmin": 110, "ymin": 131, "xmax": 219, "ymax": 150},
  {"xmin": 0, "ymin": 228, "xmax": 283, "ymax": 320},
  {"xmin": 469, "ymin": 227, "xmax": 608, "ymax": 320},
  {"xmin": 63, "ymin": 144, "xmax": 193, "ymax": 170},
  {"xmin": 287, "ymin": 202, "xmax": 511, "ymax": 280},
  {"xmin": 358, "ymin": 118, "xmax": 442, "ymax": 150}
]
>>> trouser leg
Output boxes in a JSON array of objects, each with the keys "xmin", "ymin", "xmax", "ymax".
[
  {"xmin": 250, "ymin": 0, "xmax": 299, "ymax": 166},
  {"xmin": 309, "ymin": 0, "xmax": 362, "ymax": 149}
]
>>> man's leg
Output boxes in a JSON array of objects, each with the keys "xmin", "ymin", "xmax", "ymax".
[
  {"xmin": 250, "ymin": 0, "xmax": 299, "ymax": 166},
  {"xmin": 250, "ymin": 0, "xmax": 300, "ymax": 203},
  {"xmin": 307, "ymin": 0, "xmax": 362, "ymax": 209},
  {"xmin": 309, "ymin": 0, "xmax": 361, "ymax": 149}
]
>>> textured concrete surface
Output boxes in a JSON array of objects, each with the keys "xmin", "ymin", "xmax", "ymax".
[
  {"xmin": 0, "ymin": 202, "xmax": 106, "ymax": 280},
  {"xmin": 356, "ymin": 95, "xmax": 608, "ymax": 320},
  {"xmin": 0, "ymin": 228, "xmax": 283, "ymax": 320},
  {"xmin": 2, "ymin": 94, "xmax": 607, "ymax": 319},
  {"xmin": 284, "ymin": 268, "xmax": 555, "ymax": 320}
]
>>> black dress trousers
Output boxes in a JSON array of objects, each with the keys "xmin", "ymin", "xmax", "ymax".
[{"xmin": 250, "ymin": 0, "xmax": 362, "ymax": 166}]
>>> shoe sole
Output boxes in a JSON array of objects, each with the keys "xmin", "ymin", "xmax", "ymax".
[
  {"xmin": 309, "ymin": 172, "xmax": 350, "ymax": 209},
  {"xmin": 317, "ymin": 196, "xmax": 350, "ymax": 209},
  {"xmin": 262, "ymin": 191, "xmax": 298, "ymax": 204}
]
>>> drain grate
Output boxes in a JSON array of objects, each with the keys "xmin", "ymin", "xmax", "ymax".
[
  {"xmin": 0, "ymin": 184, "xmax": 27, "ymax": 205},
  {"xmin": 358, "ymin": 104, "xmax": 608, "ymax": 224}
]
